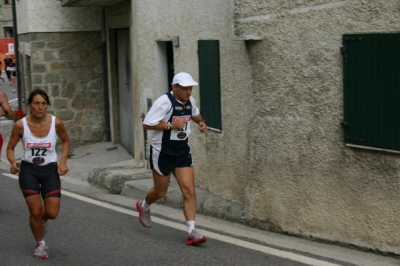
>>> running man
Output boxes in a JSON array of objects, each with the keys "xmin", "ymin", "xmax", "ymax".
[{"xmin": 136, "ymin": 72, "xmax": 208, "ymax": 245}]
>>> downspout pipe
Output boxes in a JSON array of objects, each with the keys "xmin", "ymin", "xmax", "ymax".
[
  {"xmin": 11, "ymin": 0, "xmax": 21, "ymax": 110},
  {"xmin": 101, "ymin": 7, "xmax": 111, "ymax": 141}
]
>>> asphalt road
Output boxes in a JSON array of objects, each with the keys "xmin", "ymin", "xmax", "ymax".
[{"xmin": 0, "ymin": 172, "xmax": 319, "ymax": 266}]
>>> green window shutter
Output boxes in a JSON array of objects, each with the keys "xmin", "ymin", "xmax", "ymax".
[
  {"xmin": 343, "ymin": 33, "xmax": 400, "ymax": 151},
  {"xmin": 198, "ymin": 40, "xmax": 221, "ymax": 130}
]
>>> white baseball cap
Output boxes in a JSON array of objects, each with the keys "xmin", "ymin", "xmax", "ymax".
[{"xmin": 172, "ymin": 72, "xmax": 198, "ymax": 87}]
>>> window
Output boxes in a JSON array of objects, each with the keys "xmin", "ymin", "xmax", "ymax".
[
  {"xmin": 4, "ymin": 0, "xmax": 11, "ymax": 5},
  {"xmin": 4, "ymin": 27, "xmax": 13, "ymax": 38},
  {"xmin": 342, "ymin": 33, "xmax": 400, "ymax": 152},
  {"xmin": 198, "ymin": 40, "xmax": 222, "ymax": 131}
]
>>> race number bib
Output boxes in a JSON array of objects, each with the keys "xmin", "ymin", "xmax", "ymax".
[
  {"xmin": 26, "ymin": 143, "xmax": 50, "ymax": 165},
  {"xmin": 170, "ymin": 115, "xmax": 191, "ymax": 140}
]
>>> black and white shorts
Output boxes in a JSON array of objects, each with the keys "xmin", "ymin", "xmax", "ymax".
[{"xmin": 149, "ymin": 146, "xmax": 193, "ymax": 176}]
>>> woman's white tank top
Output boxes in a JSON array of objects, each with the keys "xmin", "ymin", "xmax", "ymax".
[{"xmin": 22, "ymin": 115, "xmax": 58, "ymax": 165}]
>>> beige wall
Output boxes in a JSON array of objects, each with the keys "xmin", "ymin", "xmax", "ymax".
[
  {"xmin": 235, "ymin": 0, "xmax": 400, "ymax": 255},
  {"xmin": 16, "ymin": 0, "xmax": 100, "ymax": 34}
]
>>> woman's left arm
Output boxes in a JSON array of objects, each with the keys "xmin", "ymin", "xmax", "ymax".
[{"xmin": 56, "ymin": 118, "xmax": 70, "ymax": 175}]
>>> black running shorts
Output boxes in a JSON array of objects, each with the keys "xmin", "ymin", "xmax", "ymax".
[
  {"xmin": 150, "ymin": 146, "xmax": 193, "ymax": 176},
  {"xmin": 19, "ymin": 160, "xmax": 61, "ymax": 198}
]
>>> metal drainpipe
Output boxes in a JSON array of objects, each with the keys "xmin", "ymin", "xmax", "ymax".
[
  {"xmin": 11, "ymin": 0, "xmax": 21, "ymax": 110},
  {"xmin": 101, "ymin": 7, "xmax": 111, "ymax": 141}
]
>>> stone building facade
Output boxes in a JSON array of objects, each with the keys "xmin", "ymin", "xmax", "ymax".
[{"xmin": 16, "ymin": 0, "xmax": 400, "ymax": 256}]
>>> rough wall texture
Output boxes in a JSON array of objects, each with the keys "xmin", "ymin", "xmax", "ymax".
[
  {"xmin": 235, "ymin": 0, "xmax": 400, "ymax": 255},
  {"xmin": 16, "ymin": 0, "xmax": 100, "ymax": 34},
  {"xmin": 18, "ymin": 32, "xmax": 104, "ymax": 147}
]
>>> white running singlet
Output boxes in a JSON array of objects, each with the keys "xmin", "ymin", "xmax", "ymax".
[{"xmin": 21, "ymin": 115, "xmax": 58, "ymax": 165}]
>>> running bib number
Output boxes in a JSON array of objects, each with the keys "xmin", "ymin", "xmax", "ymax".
[
  {"xmin": 170, "ymin": 115, "xmax": 191, "ymax": 140},
  {"xmin": 31, "ymin": 148, "xmax": 47, "ymax": 157}
]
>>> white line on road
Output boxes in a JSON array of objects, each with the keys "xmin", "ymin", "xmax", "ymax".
[{"xmin": 4, "ymin": 173, "xmax": 341, "ymax": 266}]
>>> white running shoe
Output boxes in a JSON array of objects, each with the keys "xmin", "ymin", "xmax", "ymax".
[
  {"xmin": 33, "ymin": 244, "xmax": 48, "ymax": 259},
  {"xmin": 135, "ymin": 200, "xmax": 152, "ymax": 228}
]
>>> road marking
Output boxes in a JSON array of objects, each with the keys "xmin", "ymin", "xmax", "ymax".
[{"xmin": 4, "ymin": 173, "xmax": 341, "ymax": 266}]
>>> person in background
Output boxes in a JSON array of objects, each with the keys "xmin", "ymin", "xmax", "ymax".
[
  {"xmin": 136, "ymin": 72, "xmax": 208, "ymax": 245},
  {"xmin": 7, "ymin": 89, "xmax": 70, "ymax": 259},
  {"xmin": 4, "ymin": 54, "xmax": 13, "ymax": 84},
  {"xmin": 0, "ymin": 90, "xmax": 15, "ymax": 160},
  {"xmin": 7, "ymin": 59, "xmax": 17, "ymax": 93},
  {"xmin": 0, "ymin": 61, "xmax": 5, "ymax": 82}
]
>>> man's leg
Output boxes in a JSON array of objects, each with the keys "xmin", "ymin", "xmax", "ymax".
[
  {"xmin": 174, "ymin": 166, "xmax": 206, "ymax": 244},
  {"xmin": 6, "ymin": 71, "xmax": 10, "ymax": 82},
  {"xmin": 145, "ymin": 169, "xmax": 171, "ymax": 205},
  {"xmin": 174, "ymin": 167, "xmax": 196, "ymax": 221},
  {"xmin": 136, "ymin": 170, "xmax": 170, "ymax": 228}
]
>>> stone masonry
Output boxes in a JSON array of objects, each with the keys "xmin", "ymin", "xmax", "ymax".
[{"xmin": 18, "ymin": 31, "xmax": 105, "ymax": 147}]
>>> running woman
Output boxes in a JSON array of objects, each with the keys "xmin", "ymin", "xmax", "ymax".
[{"xmin": 6, "ymin": 88, "xmax": 70, "ymax": 259}]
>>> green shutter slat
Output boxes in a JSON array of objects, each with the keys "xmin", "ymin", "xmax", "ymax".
[{"xmin": 198, "ymin": 40, "xmax": 221, "ymax": 130}]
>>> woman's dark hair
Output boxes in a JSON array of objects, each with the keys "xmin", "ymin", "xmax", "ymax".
[{"xmin": 27, "ymin": 89, "xmax": 51, "ymax": 105}]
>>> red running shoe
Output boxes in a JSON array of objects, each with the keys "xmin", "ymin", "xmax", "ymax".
[{"xmin": 186, "ymin": 229, "xmax": 207, "ymax": 245}]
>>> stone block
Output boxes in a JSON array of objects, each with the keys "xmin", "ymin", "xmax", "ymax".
[
  {"xmin": 44, "ymin": 50, "xmax": 60, "ymax": 61},
  {"xmin": 53, "ymin": 98, "xmax": 68, "ymax": 110}
]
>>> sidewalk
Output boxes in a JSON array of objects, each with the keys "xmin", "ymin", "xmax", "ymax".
[{"xmin": 69, "ymin": 141, "xmax": 245, "ymax": 223}]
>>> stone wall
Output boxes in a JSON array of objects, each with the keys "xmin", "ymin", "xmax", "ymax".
[{"xmin": 18, "ymin": 32, "xmax": 105, "ymax": 147}]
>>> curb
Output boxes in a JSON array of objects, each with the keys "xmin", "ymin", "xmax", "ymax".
[{"xmin": 88, "ymin": 166, "xmax": 246, "ymax": 224}]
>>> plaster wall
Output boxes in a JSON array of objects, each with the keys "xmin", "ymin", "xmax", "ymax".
[
  {"xmin": 235, "ymin": 0, "xmax": 400, "ymax": 254},
  {"xmin": 132, "ymin": 0, "xmax": 252, "ymax": 202},
  {"xmin": 16, "ymin": 0, "xmax": 100, "ymax": 34}
]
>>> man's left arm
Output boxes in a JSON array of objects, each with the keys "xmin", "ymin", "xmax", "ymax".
[{"xmin": 192, "ymin": 115, "xmax": 207, "ymax": 133}]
